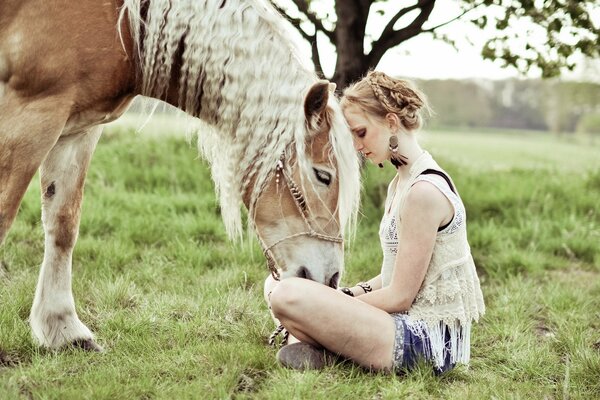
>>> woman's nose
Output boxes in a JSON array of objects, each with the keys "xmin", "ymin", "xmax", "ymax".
[{"xmin": 353, "ymin": 138, "xmax": 363, "ymax": 151}]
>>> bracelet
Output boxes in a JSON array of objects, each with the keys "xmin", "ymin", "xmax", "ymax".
[
  {"xmin": 340, "ymin": 287, "xmax": 354, "ymax": 297},
  {"xmin": 357, "ymin": 282, "xmax": 372, "ymax": 294}
]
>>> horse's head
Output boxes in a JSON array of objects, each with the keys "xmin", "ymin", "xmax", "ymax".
[
  {"xmin": 252, "ymin": 81, "xmax": 360, "ymax": 287},
  {"xmin": 120, "ymin": 0, "xmax": 361, "ymax": 287}
]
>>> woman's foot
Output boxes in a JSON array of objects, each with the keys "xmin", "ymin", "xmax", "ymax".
[{"xmin": 276, "ymin": 342, "xmax": 339, "ymax": 370}]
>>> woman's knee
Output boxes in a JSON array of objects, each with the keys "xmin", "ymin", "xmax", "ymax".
[
  {"xmin": 263, "ymin": 274, "xmax": 278, "ymax": 304},
  {"xmin": 269, "ymin": 278, "xmax": 306, "ymax": 319}
]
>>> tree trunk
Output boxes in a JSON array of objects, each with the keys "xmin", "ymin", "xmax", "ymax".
[{"xmin": 330, "ymin": 1, "xmax": 370, "ymax": 88}]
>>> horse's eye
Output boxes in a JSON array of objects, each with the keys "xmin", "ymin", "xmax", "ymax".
[{"xmin": 313, "ymin": 168, "xmax": 332, "ymax": 186}]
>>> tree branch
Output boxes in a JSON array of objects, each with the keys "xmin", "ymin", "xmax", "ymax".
[
  {"xmin": 310, "ymin": 36, "xmax": 325, "ymax": 79},
  {"xmin": 269, "ymin": 1, "xmax": 325, "ymax": 78},
  {"xmin": 270, "ymin": 1, "xmax": 314, "ymax": 42},
  {"xmin": 377, "ymin": 1, "xmax": 424, "ymax": 44},
  {"xmin": 423, "ymin": 1, "xmax": 486, "ymax": 32},
  {"xmin": 289, "ymin": 0, "xmax": 335, "ymax": 43},
  {"xmin": 368, "ymin": 0, "xmax": 436, "ymax": 67}
]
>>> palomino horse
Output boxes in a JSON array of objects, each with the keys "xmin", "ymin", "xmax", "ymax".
[{"xmin": 0, "ymin": 0, "xmax": 361, "ymax": 351}]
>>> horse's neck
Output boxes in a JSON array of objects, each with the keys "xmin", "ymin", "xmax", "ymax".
[{"xmin": 131, "ymin": 0, "xmax": 311, "ymax": 137}]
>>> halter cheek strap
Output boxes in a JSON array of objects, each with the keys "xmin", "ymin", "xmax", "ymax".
[{"xmin": 257, "ymin": 154, "xmax": 343, "ymax": 281}]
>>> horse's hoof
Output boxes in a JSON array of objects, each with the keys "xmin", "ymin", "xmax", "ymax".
[
  {"xmin": 276, "ymin": 342, "xmax": 335, "ymax": 370},
  {"xmin": 70, "ymin": 338, "xmax": 104, "ymax": 353}
]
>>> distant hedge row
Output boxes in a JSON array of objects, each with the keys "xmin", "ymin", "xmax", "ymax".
[
  {"xmin": 125, "ymin": 79, "xmax": 600, "ymax": 135},
  {"xmin": 416, "ymin": 79, "xmax": 600, "ymax": 134}
]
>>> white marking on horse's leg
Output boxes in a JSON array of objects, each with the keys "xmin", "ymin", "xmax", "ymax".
[{"xmin": 30, "ymin": 126, "xmax": 103, "ymax": 349}]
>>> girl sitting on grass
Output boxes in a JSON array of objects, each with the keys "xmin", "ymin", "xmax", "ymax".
[{"xmin": 265, "ymin": 71, "xmax": 485, "ymax": 374}]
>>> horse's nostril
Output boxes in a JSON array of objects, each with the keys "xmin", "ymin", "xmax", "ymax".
[
  {"xmin": 329, "ymin": 272, "xmax": 340, "ymax": 289},
  {"xmin": 296, "ymin": 266, "xmax": 313, "ymax": 281}
]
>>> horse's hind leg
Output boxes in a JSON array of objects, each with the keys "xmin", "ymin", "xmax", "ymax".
[{"xmin": 29, "ymin": 125, "xmax": 103, "ymax": 351}]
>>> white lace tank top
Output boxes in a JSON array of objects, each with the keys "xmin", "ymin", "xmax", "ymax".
[{"xmin": 379, "ymin": 173, "xmax": 466, "ymax": 287}]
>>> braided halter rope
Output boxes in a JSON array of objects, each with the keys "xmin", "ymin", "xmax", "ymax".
[
  {"xmin": 268, "ymin": 324, "xmax": 289, "ymax": 347},
  {"xmin": 258, "ymin": 154, "xmax": 344, "ymax": 347},
  {"xmin": 257, "ymin": 154, "xmax": 344, "ymax": 281}
]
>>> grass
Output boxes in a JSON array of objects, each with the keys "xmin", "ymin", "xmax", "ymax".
[{"xmin": 1, "ymin": 116, "xmax": 599, "ymax": 399}]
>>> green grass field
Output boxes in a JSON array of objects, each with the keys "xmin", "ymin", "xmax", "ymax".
[{"xmin": 1, "ymin": 116, "xmax": 599, "ymax": 399}]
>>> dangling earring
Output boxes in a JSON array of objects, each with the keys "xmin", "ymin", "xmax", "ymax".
[{"xmin": 389, "ymin": 135, "xmax": 408, "ymax": 168}]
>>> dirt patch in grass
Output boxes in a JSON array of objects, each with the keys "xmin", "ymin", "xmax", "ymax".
[
  {"xmin": 0, "ymin": 349, "xmax": 18, "ymax": 368},
  {"xmin": 233, "ymin": 368, "xmax": 267, "ymax": 395},
  {"xmin": 534, "ymin": 323, "xmax": 556, "ymax": 339}
]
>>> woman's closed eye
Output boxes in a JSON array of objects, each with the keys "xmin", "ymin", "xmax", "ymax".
[{"xmin": 355, "ymin": 128, "xmax": 366, "ymax": 138}]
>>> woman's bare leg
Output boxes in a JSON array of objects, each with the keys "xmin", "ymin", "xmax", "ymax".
[
  {"xmin": 263, "ymin": 275, "xmax": 299, "ymax": 344},
  {"xmin": 269, "ymin": 277, "xmax": 396, "ymax": 371}
]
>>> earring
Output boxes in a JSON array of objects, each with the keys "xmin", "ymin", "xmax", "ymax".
[{"xmin": 388, "ymin": 135, "xmax": 408, "ymax": 168}]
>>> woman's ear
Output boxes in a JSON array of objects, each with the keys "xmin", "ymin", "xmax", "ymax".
[{"xmin": 386, "ymin": 113, "xmax": 401, "ymax": 132}]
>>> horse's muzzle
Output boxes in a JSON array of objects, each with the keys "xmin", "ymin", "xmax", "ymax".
[{"xmin": 296, "ymin": 267, "xmax": 339, "ymax": 289}]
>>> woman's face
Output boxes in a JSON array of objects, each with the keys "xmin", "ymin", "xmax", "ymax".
[{"xmin": 343, "ymin": 105, "xmax": 390, "ymax": 165}]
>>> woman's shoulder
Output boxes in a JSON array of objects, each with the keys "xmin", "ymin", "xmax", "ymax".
[{"xmin": 401, "ymin": 180, "xmax": 451, "ymax": 221}]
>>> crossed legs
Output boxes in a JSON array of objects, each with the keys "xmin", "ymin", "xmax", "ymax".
[{"xmin": 265, "ymin": 276, "xmax": 396, "ymax": 371}]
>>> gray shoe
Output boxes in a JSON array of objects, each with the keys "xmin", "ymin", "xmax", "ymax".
[{"xmin": 276, "ymin": 342, "xmax": 337, "ymax": 370}]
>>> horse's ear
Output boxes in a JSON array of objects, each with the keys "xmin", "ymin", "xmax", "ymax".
[{"xmin": 304, "ymin": 80, "xmax": 330, "ymax": 129}]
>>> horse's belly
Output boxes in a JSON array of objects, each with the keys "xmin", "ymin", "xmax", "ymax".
[{"xmin": 62, "ymin": 95, "xmax": 135, "ymax": 136}]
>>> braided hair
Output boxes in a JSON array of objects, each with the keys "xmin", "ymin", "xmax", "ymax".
[{"xmin": 341, "ymin": 70, "xmax": 430, "ymax": 131}]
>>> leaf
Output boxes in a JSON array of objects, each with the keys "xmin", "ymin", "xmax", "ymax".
[{"xmin": 471, "ymin": 15, "xmax": 488, "ymax": 29}]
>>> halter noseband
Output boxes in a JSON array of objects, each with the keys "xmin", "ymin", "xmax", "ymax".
[{"xmin": 258, "ymin": 154, "xmax": 343, "ymax": 281}]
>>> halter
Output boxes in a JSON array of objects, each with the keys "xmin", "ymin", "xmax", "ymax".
[{"xmin": 257, "ymin": 154, "xmax": 344, "ymax": 281}]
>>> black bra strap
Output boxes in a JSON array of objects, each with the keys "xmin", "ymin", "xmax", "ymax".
[
  {"xmin": 420, "ymin": 169, "xmax": 456, "ymax": 194},
  {"xmin": 420, "ymin": 169, "xmax": 456, "ymax": 232}
]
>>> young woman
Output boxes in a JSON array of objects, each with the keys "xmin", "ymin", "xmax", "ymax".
[{"xmin": 264, "ymin": 71, "xmax": 485, "ymax": 373}]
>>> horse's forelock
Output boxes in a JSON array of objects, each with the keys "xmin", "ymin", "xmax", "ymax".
[{"xmin": 325, "ymin": 99, "xmax": 361, "ymax": 238}]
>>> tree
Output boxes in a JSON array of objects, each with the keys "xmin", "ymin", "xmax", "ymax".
[{"xmin": 270, "ymin": 0, "xmax": 600, "ymax": 87}]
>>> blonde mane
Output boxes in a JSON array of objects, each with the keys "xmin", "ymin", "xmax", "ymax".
[{"xmin": 120, "ymin": 0, "xmax": 360, "ymax": 240}]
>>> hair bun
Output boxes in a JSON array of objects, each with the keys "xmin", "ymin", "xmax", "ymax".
[{"xmin": 341, "ymin": 70, "xmax": 431, "ymax": 132}]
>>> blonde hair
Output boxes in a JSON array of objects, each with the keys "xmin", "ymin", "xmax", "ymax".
[{"xmin": 341, "ymin": 71, "xmax": 430, "ymax": 131}]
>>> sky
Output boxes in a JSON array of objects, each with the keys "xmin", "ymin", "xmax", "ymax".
[{"xmin": 281, "ymin": 0, "xmax": 600, "ymax": 81}]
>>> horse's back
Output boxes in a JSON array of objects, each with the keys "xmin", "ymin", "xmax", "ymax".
[{"xmin": 0, "ymin": 0, "xmax": 136, "ymax": 130}]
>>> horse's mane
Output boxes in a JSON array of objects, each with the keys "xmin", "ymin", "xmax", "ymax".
[{"xmin": 120, "ymin": 0, "xmax": 360, "ymax": 240}]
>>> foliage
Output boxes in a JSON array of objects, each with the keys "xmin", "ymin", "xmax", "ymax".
[
  {"xmin": 416, "ymin": 79, "xmax": 600, "ymax": 133},
  {"xmin": 1, "ymin": 119, "xmax": 599, "ymax": 398},
  {"xmin": 474, "ymin": 0, "xmax": 600, "ymax": 77},
  {"xmin": 270, "ymin": 0, "xmax": 600, "ymax": 85},
  {"xmin": 418, "ymin": 79, "xmax": 495, "ymax": 128},
  {"xmin": 577, "ymin": 112, "xmax": 600, "ymax": 136}
]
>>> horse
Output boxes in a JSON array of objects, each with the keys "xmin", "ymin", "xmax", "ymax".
[{"xmin": 0, "ymin": 0, "xmax": 361, "ymax": 351}]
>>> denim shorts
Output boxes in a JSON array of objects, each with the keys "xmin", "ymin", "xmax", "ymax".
[{"xmin": 391, "ymin": 313, "xmax": 456, "ymax": 374}]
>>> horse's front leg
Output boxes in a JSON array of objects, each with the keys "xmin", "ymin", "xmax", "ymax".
[{"xmin": 30, "ymin": 126, "xmax": 103, "ymax": 351}]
